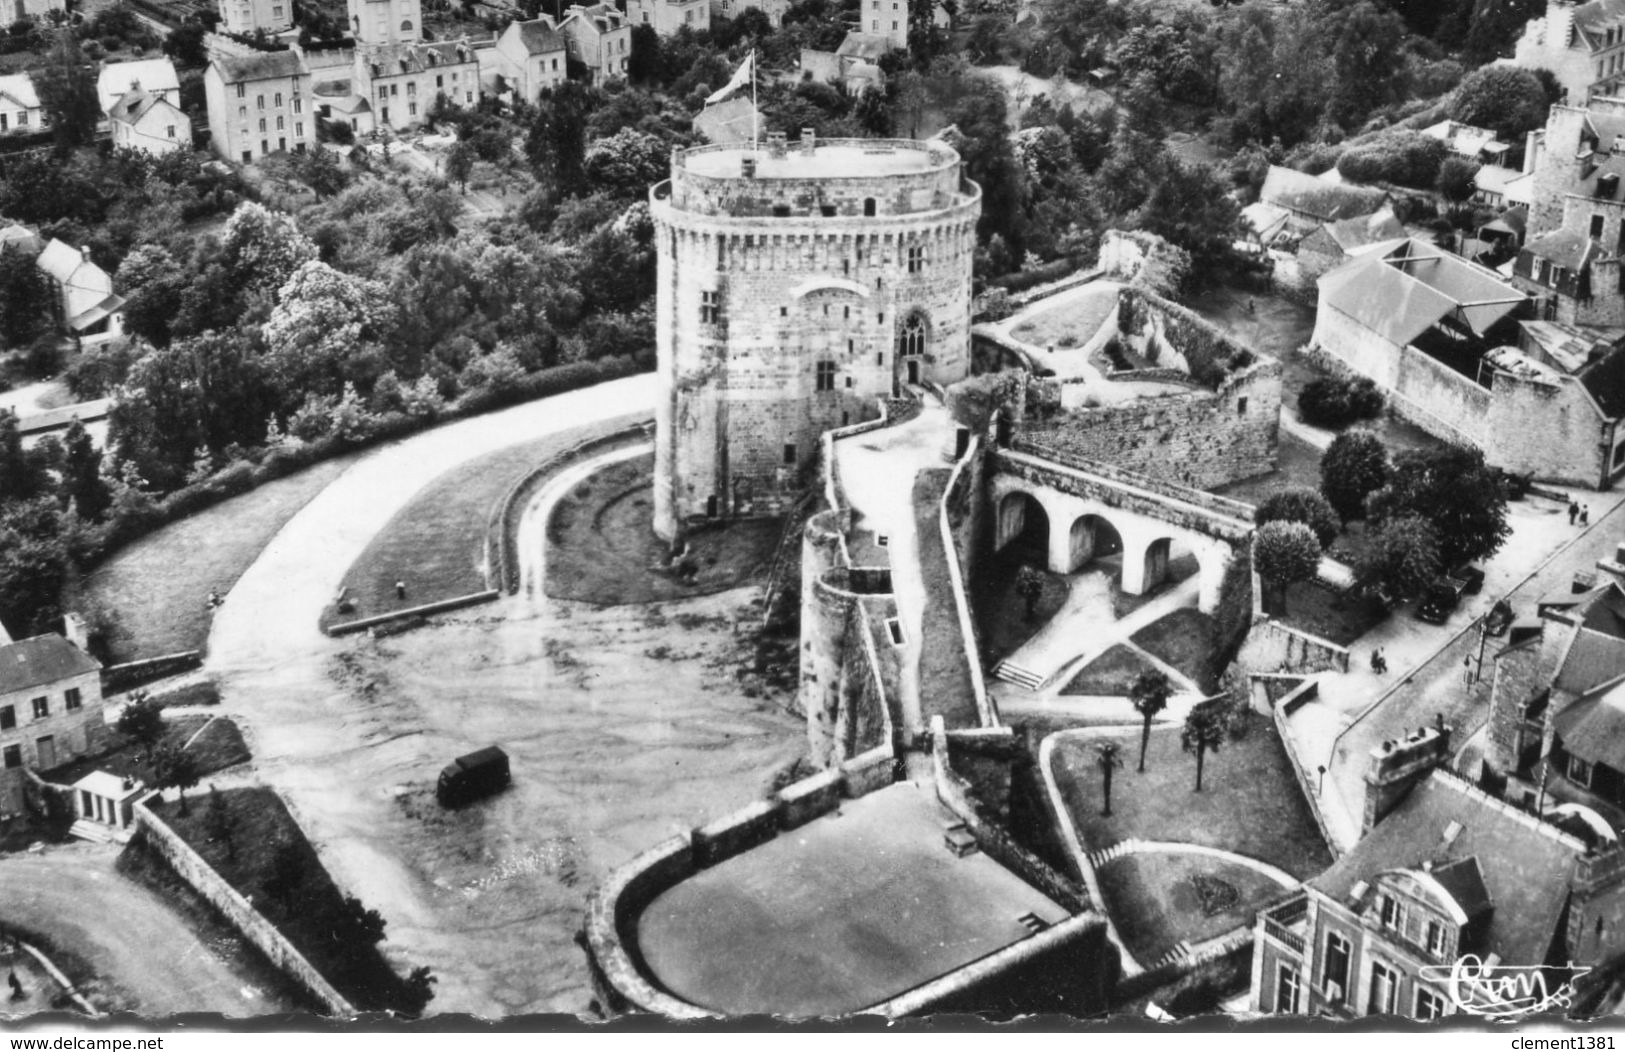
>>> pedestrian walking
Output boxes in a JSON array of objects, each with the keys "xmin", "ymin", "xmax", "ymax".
[
  {"xmin": 395, "ymin": 580, "xmax": 407, "ymax": 601},
  {"xmin": 1464, "ymin": 653, "xmax": 1474, "ymax": 686},
  {"xmin": 1375, "ymin": 649, "xmax": 1387, "ymax": 675},
  {"xmin": 1570, "ymin": 501, "xmax": 1580, "ymax": 525},
  {"xmin": 1582, "ymin": 505, "xmax": 1591, "ymax": 526}
]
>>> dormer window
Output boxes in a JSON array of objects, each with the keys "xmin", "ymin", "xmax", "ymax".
[
  {"xmin": 1378, "ymin": 893, "xmax": 1403, "ymax": 930},
  {"xmin": 1425, "ymin": 919, "xmax": 1445, "ymax": 957}
]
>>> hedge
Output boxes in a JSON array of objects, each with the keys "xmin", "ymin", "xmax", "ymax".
[{"xmin": 84, "ymin": 352, "xmax": 653, "ymax": 573}]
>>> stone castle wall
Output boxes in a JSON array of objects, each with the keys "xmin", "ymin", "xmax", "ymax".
[
  {"xmin": 652, "ymin": 141, "xmax": 980, "ymax": 540},
  {"xmin": 1020, "ymin": 363, "xmax": 1281, "ymax": 491}
]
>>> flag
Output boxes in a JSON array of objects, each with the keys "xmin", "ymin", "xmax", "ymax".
[{"xmin": 705, "ymin": 52, "xmax": 754, "ymax": 105}]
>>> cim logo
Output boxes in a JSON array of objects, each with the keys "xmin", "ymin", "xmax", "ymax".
[{"xmin": 1418, "ymin": 955, "xmax": 1591, "ymax": 1018}]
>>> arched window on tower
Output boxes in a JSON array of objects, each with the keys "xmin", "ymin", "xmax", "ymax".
[
  {"xmin": 401, "ymin": 19, "xmax": 413, "ymax": 30},
  {"xmin": 899, "ymin": 315, "xmax": 925, "ymax": 358}
]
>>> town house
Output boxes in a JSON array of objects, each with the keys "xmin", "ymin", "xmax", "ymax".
[
  {"xmin": 0, "ymin": 631, "xmax": 107, "ymax": 817},
  {"xmin": 0, "ymin": 73, "xmax": 40, "ymax": 136},
  {"xmin": 494, "ymin": 18, "xmax": 568, "ymax": 105},
  {"xmin": 626, "ymin": 0, "xmax": 710, "ymax": 36},
  {"xmin": 204, "ymin": 51, "xmax": 314, "ymax": 164},
  {"xmin": 558, "ymin": 3, "xmax": 632, "ymax": 84}
]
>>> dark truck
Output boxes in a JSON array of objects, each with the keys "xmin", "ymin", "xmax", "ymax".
[{"xmin": 437, "ymin": 746, "xmax": 511, "ymax": 807}]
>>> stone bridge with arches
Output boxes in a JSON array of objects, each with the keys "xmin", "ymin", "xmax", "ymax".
[{"xmin": 989, "ymin": 441, "xmax": 1255, "ymax": 614}]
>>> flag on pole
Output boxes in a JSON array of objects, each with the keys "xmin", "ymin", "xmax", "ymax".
[{"xmin": 705, "ymin": 52, "xmax": 754, "ymax": 105}]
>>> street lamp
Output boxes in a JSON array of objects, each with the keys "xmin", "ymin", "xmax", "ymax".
[{"xmin": 1317, "ymin": 764, "xmax": 1326, "ymax": 795}]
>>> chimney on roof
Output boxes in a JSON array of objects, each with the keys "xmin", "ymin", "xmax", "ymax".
[
  {"xmin": 801, "ymin": 127, "xmax": 815, "ymax": 154},
  {"xmin": 741, "ymin": 155, "xmax": 757, "ymax": 178},
  {"xmin": 1364, "ymin": 721, "xmax": 1452, "ymax": 834},
  {"xmin": 62, "ymin": 612, "xmax": 88, "ymax": 654},
  {"xmin": 767, "ymin": 130, "xmax": 787, "ymax": 159}
]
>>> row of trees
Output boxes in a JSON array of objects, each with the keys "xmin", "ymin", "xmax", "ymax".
[
  {"xmin": 1093, "ymin": 670, "xmax": 1234, "ymax": 817},
  {"xmin": 1252, "ymin": 432, "xmax": 1512, "ymax": 613}
]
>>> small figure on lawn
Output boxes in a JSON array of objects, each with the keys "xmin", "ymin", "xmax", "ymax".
[
  {"xmin": 8, "ymin": 970, "xmax": 22, "ymax": 1001},
  {"xmin": 395, "ymin": 580, "xmax": 407, "ymax": 601},
  {"xmin": 1570, "ymin": 501, "xmax": 1580, "ymax": 525},
  {"xmin": 1582, "ymin": 505, "xmax": 1591, "ymax": 526}
]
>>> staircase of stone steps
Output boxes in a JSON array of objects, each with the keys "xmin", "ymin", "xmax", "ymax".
[
  {"xmin": 993, "ymin": 660, "xmax": 1046, "ymax": 691},
  {"xmin": 67, "ymin": 820, "xmax": 130, "ymax": 846}
]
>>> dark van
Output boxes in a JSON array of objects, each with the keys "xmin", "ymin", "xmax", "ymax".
[{"xmin": 437, "ymin": 746, "xmax": 511, "ymax": 807}]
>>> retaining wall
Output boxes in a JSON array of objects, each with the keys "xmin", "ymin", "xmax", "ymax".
[
  {"xmin": 102, "ymin": 652, "xmax": 203, "ymax": 694},
  {"xmin": 1268, "ymin": 679, "xmax": 1340, "ymax": 856},
  {"xmin": 1237, "ymin": 617, "xmax": 1350, "ymax": 674},
  {"xmin": 130, "ymin": 800, "xmax": 354, "ymax": 1017}
]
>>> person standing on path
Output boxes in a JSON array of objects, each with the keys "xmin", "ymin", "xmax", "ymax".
[
  {"xmin": 1571, "ymin": 501, "xmax": 1580, "ymax": 525},
  {"xmin": 396, "ymin": 580, "xmax": 407, "ymax": 601},
  {"xmin": 1583, "ymin": 505, "xmax": 1591, "ymax": 526}
]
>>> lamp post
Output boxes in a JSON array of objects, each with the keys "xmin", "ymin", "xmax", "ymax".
[{"xmin": 1317, "ymin": 764, "xmax": 1326, "ymax": 795}]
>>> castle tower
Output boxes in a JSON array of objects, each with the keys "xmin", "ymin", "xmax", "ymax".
[
  {"xmin": 648, "ymin": 132, "xmax": 980, "ymax": 541},
  {"xmin": 348, "ymin": 0, "xmax": 423, "ymax": 46}
]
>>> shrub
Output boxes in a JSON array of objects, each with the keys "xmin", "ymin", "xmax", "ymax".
[
  {"xmin": 1334, "ymin": 131, "xmax": 1448, "ymax": 190},
  {"xmin": 1255, "ymin": 487, "xmax": 1340, "ymax": 548},
  {"xmin": 1320, "ymin": 427, "xmax": 1389, "ymax": 521},
  {"xmin": 1298, "ymin": 376, "xmax": 1385, "ymax": 429}
]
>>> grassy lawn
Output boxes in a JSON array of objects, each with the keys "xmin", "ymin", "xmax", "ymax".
[
  {"xmin": 43, "ymin": 714, "xmax": 249, "ymax": 789},
  {"xmin": 324, "ymin": 415, "xmax": 646, "ymax": 629},
  {"xmin": 544, "ymin": 452, "xmax": 781, "ymax": 605},
  {"xmin": 80, "ymin": 455, "xmax": 360, "ymax": 663},
  {"xmin": 1051, "ymin": 711, "xmax": 1332, "ymax": 880},
  {"xmin": 912, "ymin": 469, "xmax": 981, "ymax": 726},
  {"xmin": 1277, "ymin": 581, "xmax": 1386, "ymax": 647},
  {"xmin": 1208, "ymin": 428, "xmax": 1322, "ymax": 507},
  {"xmin": 1096, "ymin": 852, "xmax": 1287, "ymax": 964},
  {"xmin": 1060, "ymin": 644, "xmax": 1157, "ymax": 696},
  {"xmin": 972, "ymin": 544, "xmax": 1069, "ymax": 660},
  {"xmin": 144, "ymin": 788, "xmax": 427, "ymax": 1014},
  {"xmin": 1130, "ymin": 608, "xmax": 1218, "ymax": 692},
  {"xmin": 1007, "ymin": 284, "xmax": 1120, "ymax": 350}
]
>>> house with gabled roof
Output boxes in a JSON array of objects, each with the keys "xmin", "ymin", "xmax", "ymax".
[
  {"xmin": 1253, "ymin": 759, "xmax": 1625, "ymax": 1020},
  {"xmin": 95, "ymin": 57, "xmax": 180, "ymax": 115},
  {"xmin": 352, "ymin": 39, "xmax": 479, "ymax": 131},
  {"xmin": 558, "ymin": 3, "xmax": 631, "ymax": 84},
  {"xmin": 1259, "ymin": 165, "xmax": 1393, "ymax": 232},
  {"xmin": 0, "ymin": 72, "xmax": 41, "ymax": 136},
  {"xmin": 35, "ymin": 239, "xmax": 124, "ymax": 340},
  {"xmin": 495, "ymin": 17, "xmax": 568, "ymax": 104},
  {"xmin": 0, "ymin": 631, "xmax": 107, "ymax": 816},
  {"xmin": 108, "ymin": 89, "xmax": 192, "ymax": 157},
  {"xmin": 1296, "ymin": 206, "xmax": 1407, "ymax": 283}
]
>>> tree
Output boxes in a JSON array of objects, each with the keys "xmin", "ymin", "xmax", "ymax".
[
  {"xmin": 1129, "ymin": 669, "xmax": 1172, "ymax": 773},
  {"xmin": 1094, "ymin": 739, "xmax": 1123, "ymax": 816},
  {"xmin": 444, "ymin": 139, "xmax": 476, "ymax": 194},
  {"xmin": 1355, "ymin": 513, "xmax": 1441, "ymax": 601},
  {"xmin": 331, "ymin": 895, "xmax": 387, "ymax": 966},
  {"xmin": 263, "ymin": 260, "xmax": 397, "ymax": 397},
  {"xmin": 1365, "ymin": 444, "xmax": 1511, "ymax": 567},
  {"xmin": 1436, "ymin": 155, "xmax": 1481, "ymax": 203},
  {"xmin": 1326, "ymin": 1, "xmax": 1409, "ymax": 129},
  {"xmin": 295, "ymin": 148, "xmax": 350, "ymax": 199},
  {"xmin": 582, "ymin": 128, "xmax": 671, "ymax": 201},
  {"xmin": 163, "ymin": 21, "xmax": 208, "ymax": 67},
  {"xmin": 0, "ymin": 252, "xmax": 51, "ymax": 349},
  {"xmin": 627, "ymin": 23, "xmax": 661, "ymax": 83},
  {"xmin": 1254, "ymin": 521, "xmax": 1321, "ymax": 616},
  {"xmin": 204, "ymin": 786, "xmax": 237, "ymax": 860},
  {"xmin": 115, "ymin": 692, "xmax": 164, "ymax": 755},
  {"xmin": 1255, "ymin": 487, "xmax": 1340, "ymax": 549},
  {"xmin": 526, "ymin": 82, "xmax": 594, "ymax": 197},
  {"xmin": 116, "ymin": 244, "xmax": 188, "ymax": 348},
  {"xmin": 0, "ymin": 498, "xmax": 68, "ymax": 636},
  {"xmin": 60, "ymin": 419, "xmax": 110, "ymax": 521},
  {"xmin": 219, "ymin": 202, "xmax": 318, "ymax": 302},
  {"xmin": 152, "ymin": 742, "xmax": 201, "ymax": 815},
  {"xmin": 400, "ymin": 966, "xmax": 437, "ymax": 1015},
  {"xmin": 264, "ymin": 843, "xmax": 309, "ymax": 908},
  {"xmin": 33, "ymin": 29, "xmax": 101, "ymax": 150},
  {"xmin": 1181, "ymin": 699, "xmax": 1230, "ymax": 792},
  {"xmin": 1013, "ymin": 565, "xmax": 1045, "ymax": 621},
  {"xmin": 1448, "ymin": 64, "xmax": 1551, "ymax": 143},
  {"xmin": 1320, "ymin": 428, "xmax": 1389, "ymax": 521}
]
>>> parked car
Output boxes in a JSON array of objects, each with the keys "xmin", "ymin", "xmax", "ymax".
[
  {"xmin": 1454, "ymin": 565, "xmax": 1486, "ymax": 595},
  {"xmin": 1417, "ymin": 578, "xmax": 1469, "ymax": 624},
  {"xmin": 437, "ymin": 745, "xmax": 511, "ymax": 807}
]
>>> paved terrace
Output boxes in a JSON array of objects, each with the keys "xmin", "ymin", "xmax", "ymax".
[
  {"xmin": 634, "ymin": 779, "xmax": 1070, "ymax": 1016},
  {"xmin": 1280, "ymin": 487, "xmax": 1625, "ymax": 852},
  {"xmin": 833, "ymin": 399, "xmax": 972, "ymax": 733}
]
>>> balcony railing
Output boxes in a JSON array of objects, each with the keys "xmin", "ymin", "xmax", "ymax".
[{"xmin": 1261, "ymin": 893, "xmax": 1309, "ymax": 956}]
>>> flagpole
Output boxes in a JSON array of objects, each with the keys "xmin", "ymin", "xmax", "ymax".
[{"xmin": 750, "ymin": 49, "xmax": 758, "ymax": 151}]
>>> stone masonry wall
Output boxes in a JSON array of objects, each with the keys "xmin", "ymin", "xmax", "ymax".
[
  {"xmin": 652, "ymin": 142, "xmax": 980, "ymax": 539},
  {"xmin": 1020, "ymin": 362, "xmax": 1281, "ymax": 491},
  {"xmin": 1485, "ymin": 369, "xmax": 1609, "ymax": 488}
]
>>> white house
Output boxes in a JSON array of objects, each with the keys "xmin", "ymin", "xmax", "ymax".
[
  {"xmin": 204, "ymin": 50, "xmax": 314, "ymax": 164},
  {"xmin": 0, "ymin": 632, "xmax": 107, "ymax": 816},
  {"xmin": 0, "ymin": 72, "xmax": 41, "ymax": 136},
  {"xmin": 96, "ymin": 57, "xmax": 181, "ymax": 115},
  {"xmin": 559, "ymin": 3, "xmax": 632, "ymax": 84},
  {"xmin": 216, "ymin": 0, "xmax": 293, "ymax": 36},
  {"xmin": 495, "ymin": 18, "xmax": 569, "ymax": 104},
  {"xmin": 626, "ymin": 0, "xmax": 710, "ymax": 36},
  {"xmin": 109, "ymin": 89, "xmax": 192, "ymax": 156},
  {"xmin": 35, "ymin": 239, "xmax": 124, "ymax": 339}
]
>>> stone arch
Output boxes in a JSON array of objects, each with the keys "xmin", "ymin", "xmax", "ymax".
[
  {"xmin": 995, "ymin": 490, "xmax": 1049, "ymax": 560},
  {"xmin": 1063, "ymin": 513, "xmax": 1124, "ymax": 573}
]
